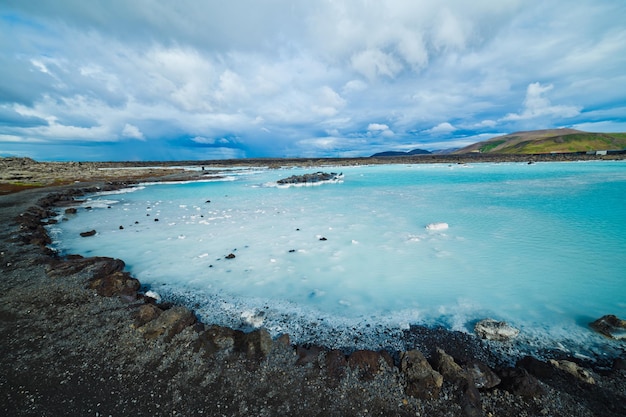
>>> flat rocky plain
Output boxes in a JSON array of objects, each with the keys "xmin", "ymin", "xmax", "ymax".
[{"xmin": 1, "ymin": 156, "xmax": 625, "ymax": 417}]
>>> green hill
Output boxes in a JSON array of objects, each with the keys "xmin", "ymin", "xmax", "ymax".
[{"xmin": 455, "ymin": 129, "xmax": 626, "ymax": 154}]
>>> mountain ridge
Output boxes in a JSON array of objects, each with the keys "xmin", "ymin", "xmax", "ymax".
[{"xmin": 453, "ymin": 129, "xmax": 626, "ymax": 154}]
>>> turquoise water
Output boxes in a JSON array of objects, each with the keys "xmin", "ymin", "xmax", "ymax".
[{"xmin": 48, "ymin": 161, "xmax": 626, "ymax": 353}]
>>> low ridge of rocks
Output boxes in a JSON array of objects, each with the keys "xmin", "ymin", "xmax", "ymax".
[{"xmin": 277, "ymin": 171, "xmax": 343, "ymax": 185}]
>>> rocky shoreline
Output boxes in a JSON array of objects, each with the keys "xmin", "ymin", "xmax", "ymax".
[{"xmin": 1, "ymin": 158, "xmax": 626, "ymax": 416}]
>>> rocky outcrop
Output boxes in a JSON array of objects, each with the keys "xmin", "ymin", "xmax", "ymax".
[
  {"xmin": 15, "ymin": 206, "xmax": 56, "ymax": 248},
  {"xmin": 277, "ymin": 171, "xmax": 342, "ymax": 185},
  {"xmin": 434, "ymin": 347, "xmax": 466, "ymax": 382},
  {"xmin": 137, "ymin": 306, "xmax": 197, "ymax": 342},
  {"xmin": 45, "ymin": 255, "xmax": 140, "ymax": 299},
  {"xmin": 47, "ymin": 255, "xmax": 124, "ymax": 279},
  {"xmin": 325, "ymin": 349, "xmax": 348, "ymax": 381},
  {"xmin": 192, "ymin": 325, "xmax": 275, "ymax": 360},
  {"xmin": 133, "ymin": 303, "xmax": 162, "ymax": 327},
  {"xmin": 465, "ymin": 360, "xmax": 501, "ymax": 389},
  {"xmin": 194, "ymin": 324, "xmax": 239, "ymax": 356},
  {"xmin": 87, "ymin": 270, "xmax": 140, "ymax": 298},
  {"xmin": 236, "ymin": 328, "xmax": 274, "ymax": 359},
  {"xmin": 474, "ymin": 318, "xmax": 519, "ymax": 341},
  {"xmin": 400, "ymin": 349, "xmax": 444, "ymax": 399},
  {"xmin": 549, "ymin": 359, "xmax": 595, "ymax": 384},
  {"xmin": 498, "ymin": 367, "xmax": 544, "ymax": 397},
  {"xmin": 434, "ymin": 348, "xmax": 484, "ymax": 417},
  {"xmin": 590, "ymin": 314, "xmax": 626, "ymax": 340}
]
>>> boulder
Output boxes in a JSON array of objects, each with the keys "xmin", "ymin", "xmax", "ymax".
[
  {"xmin": 276, "ymin": 333, "xmax": 291, "ymax": 347},
  {"xmin": 296, "ymin": 345, "xmax": 323, "ymax": 366},
  {"xmin": 549, "ymin": 359, "xmax": 595, "ymax": 384},
  {"xmin": 65, "ymin": 207, "xmax": 78, "ymax": 214},
  {"xmin": 277, "ymin": 172, "xmax": 342, "ymax": 185},
  {"xmin": 235, "ymin": 328, "xmax": 274, "ymax": 359},
  {"xmin": 589, "ymin": 315, "xmax": 626, "ymax": 340},
  {"xmin": 80, "ymin": 229, "xmax": 97, "ymax": 237},
  {"xmin": 47, "ymin": 256, "xmax": 125, "ymax": 279},
  {"xmin": 517, "ymin": 356, "xmax": 555, "ymax": 379},
  {"xmin": 193, "ymin": 325, "xmax": 238, "ymax": 356},
  {"xmin": 132, "ymin": 303, "xmax": 162, "ymax": 328},
  {"xmin": 16, "ymin": 207, "xmax": 54, "ymax": 247},
  {"xmin": 325, "ymin": 350, "xmax": 348, "ymax": 381},
  {"xmin": 48, "ymin": 256, "xmax": 139, "ymax": 298},
  {"xmin": 474, "ymin": 318, "xmax": 519, "ymax": 341},
  {"xmin": 499, "ymin": 367, "xmax": 544, "ymax": 397},
  {"xmin": 434, "ymin": 347, "xmax": 466, "ymax": 382},
  {"xmin": 464, "ymin": 360, "xmax": 501, "ymax": 389},
  {"xmin": 137, "ymin": 306, "xmax": 197, "ymax": 342},
  {"xmin": 433, "ymin": 348, "xmax": 484, "ymax": 417},
  {"xmin": 87, "ymin": 270, "xmax": 140, "ymax": 298},
  {"xmin": 400, "ymin": 349, "xmax": 443, "ymax": 399}
]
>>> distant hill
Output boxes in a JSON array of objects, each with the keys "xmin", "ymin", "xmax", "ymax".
[
  {"xmin": 371, "ymin": 149, "xmax": 432, "ymax": 157},
  {"xmin": 454, "ymin": 129, "xmax": 626, "ymax": 154}
]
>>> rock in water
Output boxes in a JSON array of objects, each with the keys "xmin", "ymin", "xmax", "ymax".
[
  {"xmin": 589, "ymin": 314, "xmax": 626, "ymax": 340},
  {"xmin": 474, "ymin": 318, "xmax": 520, "ymax": 341},
  {"xmin": 276, "ymin": 171, "xmax": 343, "ymax": 185}
]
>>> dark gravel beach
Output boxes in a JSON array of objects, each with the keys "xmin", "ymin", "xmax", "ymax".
[{"xmin": 1, "ymin": 157, "xmax": 625, "ymax": 417}]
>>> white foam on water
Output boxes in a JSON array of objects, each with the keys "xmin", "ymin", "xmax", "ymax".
[
  {"xmin": 95, "ymin": 186, "xmax": 145, "ymax": 196},
  {"xmin": 425, "ymin": 222, "xmax": 449, "ymax": 231},
  {"xmin": 47, "ymin": 162, "xmax": 626, "ymax": 357}
]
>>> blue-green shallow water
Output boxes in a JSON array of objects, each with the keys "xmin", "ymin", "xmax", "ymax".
[{"xmin": 47, "ymin": 161, "xmax": 626, "ymax": 357}]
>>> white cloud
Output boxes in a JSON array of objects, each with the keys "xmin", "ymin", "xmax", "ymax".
[
  {"xmin": 121, "ymin": 123, "xmax": 145, "ymax": 140},
  {"xmin": 351, "ymin": 49, "xmax": 403, "ymax": 80},
  {"xmin": 367, "ymin": 123, "xmax": 394, "ymax": 137},
  {"xmin": 424, "ymin": 122, "xmax": 456, "ymax": 134},
  {"xmin": 191, "ymin": 136, "xmax": 215, "ymax": 145},
  {"xmin": 311, "ymin": 86, "xmax": 346, "ymax": 117},
  {"xmin": 31, "ymin": 59, "xmax": 51, "ymax": 75},
  {"xmin": 368, "ymin": 123, "xmax": 389, "ymax": 132},
  {"xmin": 432, "ymin": 8, "xmax": 469, "ymax": 51},
  {"xmin": 342, "ymin": 79, "xmax": 367, "ymax": 94},
  {"xmin": 476, "ymin": 120, "xmax": 497, "ymax": 128},
  {"xmin": 502, "ymin": 82, "xmax": 581, "ymax": 121}
]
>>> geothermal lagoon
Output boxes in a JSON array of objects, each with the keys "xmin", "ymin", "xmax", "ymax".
[{"xmin": 47, "ymin": 161, "xmax": 626, "ymax": 355}]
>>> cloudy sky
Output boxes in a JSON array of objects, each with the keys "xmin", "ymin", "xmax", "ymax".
[{"xmin": 1, "ymin": 0, "xmax": 625, "ymax": 161}]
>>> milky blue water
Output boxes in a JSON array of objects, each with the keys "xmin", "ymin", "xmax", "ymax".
[{"xmin": 47, "ymin": 161, "xmax": 626, "ymax": 355}]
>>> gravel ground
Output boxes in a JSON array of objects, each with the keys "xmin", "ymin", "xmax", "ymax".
[{"xmin": 1, "ymin": 159, "xmax": 625, "ymax": 417}]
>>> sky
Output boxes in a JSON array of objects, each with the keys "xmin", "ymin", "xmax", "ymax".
[{"xmin": 1, "ymin": 1, "xmax": 625, "ymax": 161}]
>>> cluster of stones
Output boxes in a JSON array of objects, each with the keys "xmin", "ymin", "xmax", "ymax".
[
  {"xmin": 15, "ymin": 187, "xmax": 626, "ymax": 416},
  {"xmin": 276, "ymin": 171, "xmax": 342, "ymax": 185}
]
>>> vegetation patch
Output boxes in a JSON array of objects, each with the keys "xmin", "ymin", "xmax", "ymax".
[{"xmin": 479, "ymin": 140, "xmax": 506, "ymax": 153}]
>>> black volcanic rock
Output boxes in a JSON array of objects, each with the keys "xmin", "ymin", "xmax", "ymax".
[{"xmin": 277, "ymin": 171, "xmax": 342, "ymax": 185}]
